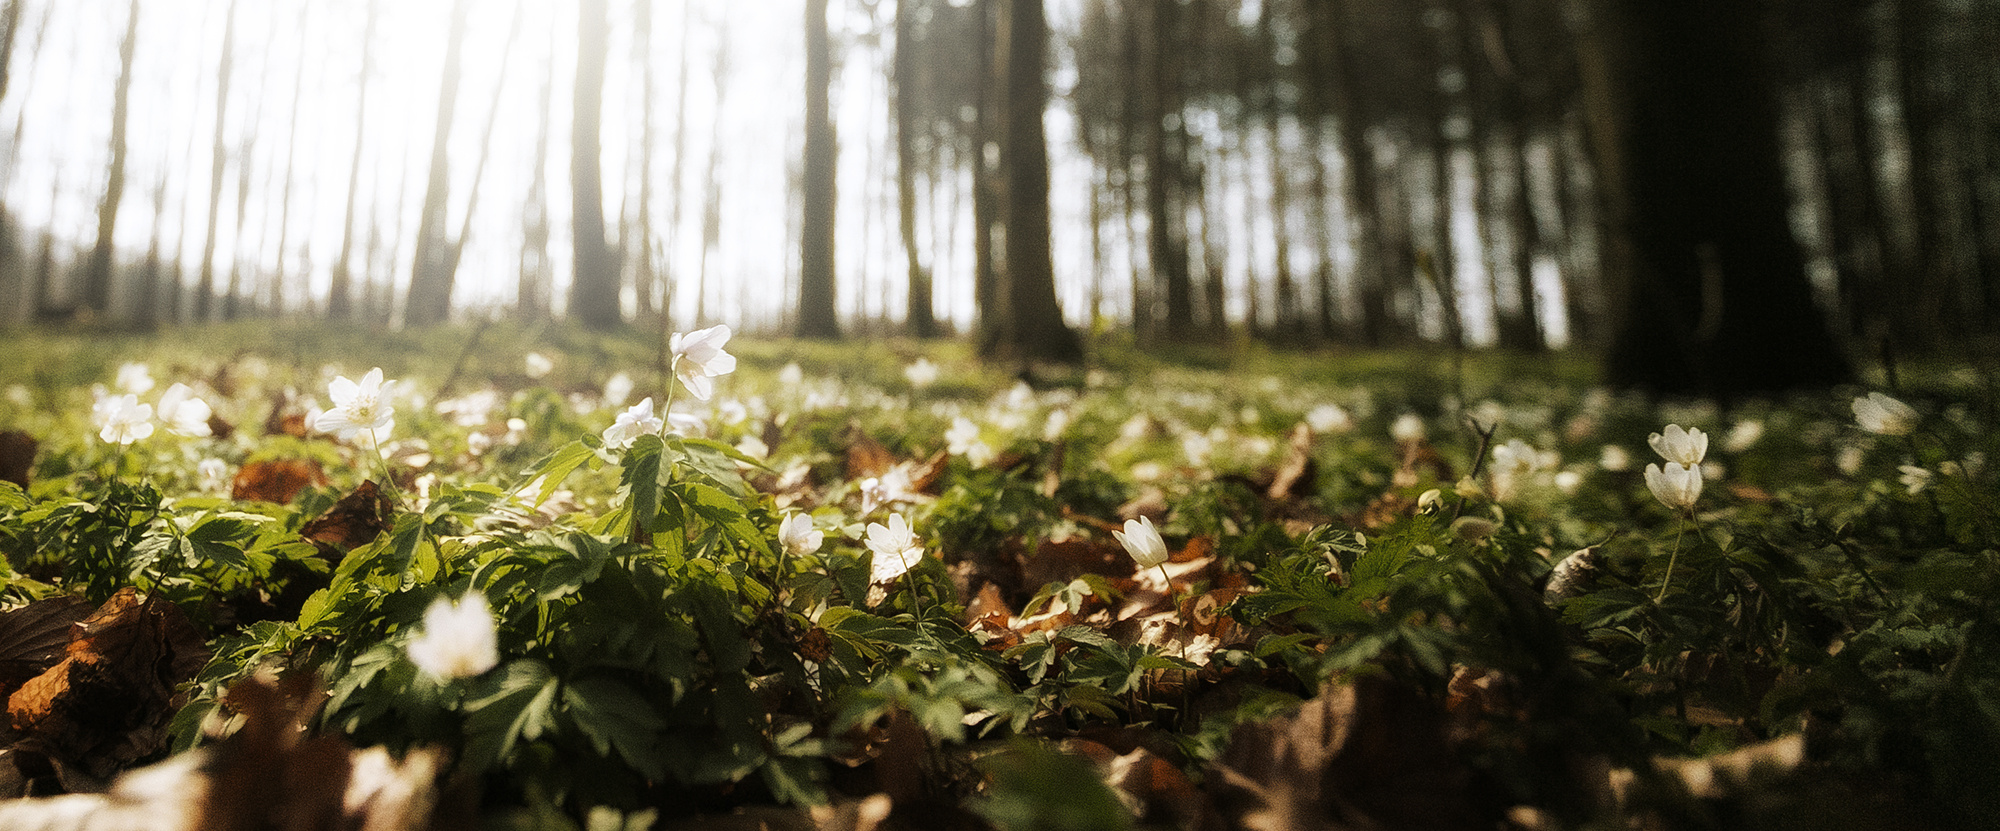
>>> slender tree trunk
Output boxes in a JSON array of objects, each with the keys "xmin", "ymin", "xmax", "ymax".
[
  {"xmin": 570, "ymin": 0, "xmax": 620, "ymax": 329},
  {"xmin": 330, "ymin": 0, "xmax": 376, "ymax": 321},
  {"xmin": 517, "ymin": 14, "xmax": 555, "ymax": 321},
  {"xmin": 895, "ymin": 0, "xmax": 938, "ymax": 337},
  {"xmin": 268, "ymin": 2, "xmax": 310, "ymax": 316},
  {"xmin": 695, "ymin": 36, "xmax": 729, "ymax": 327},
  {"xmin": 0, "ymin": 0, "xmax": 21, "ymax": 103},
  {"xmin": 1307, "ymin": 119, "xmax": 1342, "ymax": 340},
  {"xmin": 1322, "ymin": 0, "xmax": 1390, "ymax": 345},
  {"xmin": 406, "ymin": 0, "xmax": 470, "ymax": 327},
  {"xmin": 193, "ymin": 0, "xmax": 239, "ymax": 322},
  {"xmin": 630, "ymin": 0, "xmax": 658, "ymax": 321},
  {"xmin": 83, "ymin": 0, "xmax": 140, "ymax": 318},
  {"xmin": 798, "ymin": 0, "xmax": 842, "ymax": 338}
]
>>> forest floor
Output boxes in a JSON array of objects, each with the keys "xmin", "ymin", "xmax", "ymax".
[{"xmin": 0, "ymin": 321, "xmax": 1991, "ymax": 830}]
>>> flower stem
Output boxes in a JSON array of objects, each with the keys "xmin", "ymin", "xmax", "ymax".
[{"xmin": 1655, "ymin": 517, "xmax": 1688, "ymax": 603}]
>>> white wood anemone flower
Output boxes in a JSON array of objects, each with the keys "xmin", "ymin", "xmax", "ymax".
[
  {"xmin": 93, "ymin": 393, "xmax": 155, "ymax": 445},
  {"xmin": 407, "ymin": 592, "xmax": 499, "ymax": 682},
  {"xmin": 314, "ymin": 368, "xmax": 396, "ymax": 441},
  {"xmin": 1113, "ymin": 516, "xmax": 1170, "ymax": 569},
  {"xmin": 1647, "ymin": 424, "xmax": 1708, "ymax": 467},
  {"xmin": 864, "ymin": 513, "xmax": 924, "ymax": 585},
  {"xmin": 669, "ymin": 324, "xmax": 737, "ymax": 401},
  {"xmin": 1852, "ymin": 392, "xmax": 1918, "ymax": 436},
  {"xmin": 780, "ymin": 512, "xmax": 824, "ymax": 557},
  {"xmin": 602, "ymin": 397, "xmax": 665, "ymax": 449},
  {"xmin": 156, "ymin": 382, "xmax": 213, "ymax": 437},
  {"xmin": 1644, "ymin": 462, "xmax": 1703, "ymax": 514}
]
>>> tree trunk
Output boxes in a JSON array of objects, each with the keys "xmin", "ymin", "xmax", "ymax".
[
  {"xmin": 570, "ymin": 0, "xmax": 620, "ymax": 329},
  {"xmin": 406, "ymin": 0, "xmax": 470, "ymax": 327},
  {"xmin": 0, "ymin": 0, "xmax": 21, "ymax": 103},
  {"xmin": 330, "ymin": 0, "xmax": 376, "ymax": 321},
  {"xmin": 83, "ymin": 0, "xmax": 139, "ymax": 318},
  {"xmin": 797, "ymin": 0, "xmax": 842, "ymax": 338},
  {"xmin": 979, "ymin": 0, "xmax": 1082, "ymax": 363},
  {"xmin": 1582, "ymin": 0, "xmax": 1852, "ymax": 396},
  {"xmin": 193, "ymin": 0, "xmax": 239, "ymax": 322},
  {"xmin": 517, "ymin": 14, "xmax": 555, "ymax": 321},
  {"xmin": 630, "ymin": 0, "xmax": 658, "ymax": 321},
  {"xmin": 268, "ymin": 3, "xmax": 310, "ymax": 316},
  {"xmin": 895, "ymin": 0, "xmax": 938, "ymax": 337}
]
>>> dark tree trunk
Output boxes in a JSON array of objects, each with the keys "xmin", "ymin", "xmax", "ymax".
[
  {"xmin": 83, "ymin": 0, "xmax": 139, "ymax": 318},
  {"xmin": 406, "ymin": 0, "xmax": 470, "ymax": 327},
  {"xmin": 330, "ymin": 0, "xmax": 376, "ymax": 321},
  {"xmin": 628, "ymin": 0, "xmax": 657, "ymax": 321},
  {"xmin": 895, "ymin": 0, "xmax": 938, "ymax": 337},
  {"xmin": 797, "ymin": 0, "xmax": 842, "ymax": 339},
  {"xmin": 1582, "ymin": 1, "xmax": 1852, "ymax": 396},
  {"xmin": 570, "ymin": 0, "xmax": 620, "ymax": 329},
  {"xmin": 980, "ymin": 0, "xmax": 1082, "ymax": 363}
]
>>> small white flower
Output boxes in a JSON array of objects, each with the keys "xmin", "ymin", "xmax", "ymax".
[
  {"xmin": 735, "ymin": 434, "xmax": 769, "ymax": 460},
  {"xmin": 93, "ymin": 393, "xmax": 154, "ymax": 445},
  {"xmin": 407, "ymin": 592, "xmax": 499, "ymax": 682},
  {"xmin": 1853, "ymin": 392, "xmax": 1918, "ymax": 436},
  {"xmin": 524, "ymin": 352, "xmax": 554, "ymax": 379},
  {"xmin": 115, "ymin": 362, "xmax": 155, "ymax": 395},
  {"xmin": 1644, "ymin": 462, "xmax": 1703, "ymax": 513},
  {"xmin": 602, "ymin": 397, "xmax": 665, "ymax": 449},
  {"xmin": 1554, "ymin": 470, "xmax": 1583, "ymax": 494},
  {"xmin": 904, "ymin": 358, "xmax": 940, "ymax": 389},
  {"xmin": 946, "ymin": 417, "xmax": 982, "ymax": 456},
  {"xmin": 1898, "ymin": 465, "xmax": 1934, "ymax": 495},
  {"xmin": 669, "ymin": 324, "xmax": 737, "ymax": 401},
  {"xmin": 864, "ymin": 514, "xmax": 924, "ymax": 585},
  {"xmin": 197, "ymin": 458, "xmax": 230, "ymax": 493},
  {"xmin": 1391, "ymin": 413, "xmax": 1426, "ymax": 443},
  {"xmin": 779, "ymin": 512, "xmax": 823, "ymax": 557},
  {"xmin": 1648, "ymin": 424, "xmax": 1708, "ymax": 467},
  {"xmin": 1306, "ymin": 403, "xmax": 1352, "ymax": 434},
  {"xmin": 1724, "ymin": 421, "xmax": 1764, "ymax": 453},
  {"xmin": 778, "ymin": 363, "xmax": 804, "ymax": 386},
  {"xmin": 1113, "ymin": 516, "xmax": 1170, "ymax": 569},
  {"xmin": 1836, "ymin": 445, "xmax": 1865, "ymax": 475},
  {"xmin": 602, "ymin": 372, "xmax": 635, "ymax": 408},
  {"xmin": 1599, "ymin": 445, "xmax": 1632, "ymax": 472},
  {"xmin": 314, "ymin": 368, "xmax": 396, "ymax": 441},
  {"xmin": 1042, "ymin": 408, "xmax": 1072, "ymax": 441},
  {"xmin": 156, "ymin": 383, "xmax": 213, "ymax": 437}
]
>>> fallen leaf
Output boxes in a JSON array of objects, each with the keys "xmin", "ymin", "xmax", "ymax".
[
  {"xmin": 299, "ymin": 479, "xmax": 393, "ymax": 558},
  {"xmin": 231, "ymin": 459, "xmax": 328, "ymax": 504},
  {"xmin": 7, "ymin": 589, "xmax": 211, "ymax": 785},
  {"xmin": 0, "ymin": 596, "xmax": 95, "ymax": 699},
  {"xmin": 0, "ymin": 429, "xmax": 35, "ymax": 488}
]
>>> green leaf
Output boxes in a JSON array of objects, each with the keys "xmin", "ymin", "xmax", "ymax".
[
  {"xmin": 621, "ymin": 435, "xmax": 664, "ymax": 541},
  {"xmin": 563, "ymin": 675, "xmax": 668, "ymax": 780},
  {"xmin": 464, "ymin": 659, "xmax": 560, "ymax": 771},
  {"xmin": 523, "ymin": 439, "xmax": 601, "ymax": 508}
]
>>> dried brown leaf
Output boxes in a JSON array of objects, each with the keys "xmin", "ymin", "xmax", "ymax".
[
  {"xmin": 231, "ymin": 459, "xmax": 328, "ymax": 504},
  {"xmin": 299, "ymin": 479, "xmax": 393, "ymax": 557},
  {"xmin": 0, "ymin": 429, "xmax": 35, "ymax": 488}
]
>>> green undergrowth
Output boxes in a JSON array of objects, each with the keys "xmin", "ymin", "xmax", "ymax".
[{"xmin": 0, "ymin": 322, "xmax": 1993, "ymax": 829}]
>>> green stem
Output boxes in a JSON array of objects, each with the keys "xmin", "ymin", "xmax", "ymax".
[{"xmin": 1655, "ymin": 517, "xmax": 1688, "ymax": 603}]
